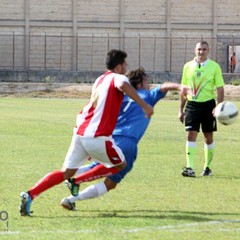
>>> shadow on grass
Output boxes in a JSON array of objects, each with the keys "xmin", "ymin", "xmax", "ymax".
[
  {"xmin": 34, "ymin": 209, "xmax": 240, "ymax": 222},
  {"xmin": 212, "ymin": 175, "xmax": 240, "ymax": 180},
  {"xmin": 181, "ymin": 175, "xmax": 240, "ymax": 180}
]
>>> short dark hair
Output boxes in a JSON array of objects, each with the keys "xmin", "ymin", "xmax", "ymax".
[
  {"xmin": 199, "ymin": 41, "xmax": 209, "ymax": 48},
  {"xmin": 106, "ymin": 49, "xmax": 127, "ymax": 70},
  {"xmin": 127, "ymin": 67, "xmax": 147, "ymax": 89}
]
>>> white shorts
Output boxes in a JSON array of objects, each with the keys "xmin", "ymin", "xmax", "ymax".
[{"xmin": 63, "ymin": 134, "xmax": 125, "ymax": 169}]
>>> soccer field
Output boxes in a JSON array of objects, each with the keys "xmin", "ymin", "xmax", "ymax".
[{"xmin": 0, "ymin": 98, "xmax": 240, "ymax": 240}]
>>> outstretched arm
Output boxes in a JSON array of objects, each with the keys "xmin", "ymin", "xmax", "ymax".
[
  {"xmin": 160, "ymin": 82, "xmax": 191, "ymax": 96},
  {"xmin": 158, "ymin": 82, "xmax": 190, "ymax": 123}
]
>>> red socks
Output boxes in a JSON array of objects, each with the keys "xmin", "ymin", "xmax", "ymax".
[
  {"xmin": 74, "ymin": 164, "xmax": 119, "ymax": 185},
  {"xmin": 28, "ymin": 166, "xmax": 120, "ymax": 199},
  {"xmin": 29, "ymin": 170, "xmax": 64, "ymax": 200}
]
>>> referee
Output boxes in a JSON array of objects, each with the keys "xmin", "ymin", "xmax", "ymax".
[{"xmin": 178, "ymin": 41, "xmax": 224, "ymax": 177}]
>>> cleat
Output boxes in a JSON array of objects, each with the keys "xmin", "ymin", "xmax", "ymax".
[
  {"xmin": 19, "ymin": 192, "xmax": 32, "ymax": 216},
  {"xmin": 65, "ymin": 178, "xmax": 79, "ymax": 197},
  {"xmin": 181, "ymin": 167, "xmax": 196, "ymax": 177},
  {"xmin": 61, "ymin": 198, "xmax": 76, "ymax": 211},
  {"xmin": 201, "ymin": 167, "xmax": 212, "ymax": 176}
]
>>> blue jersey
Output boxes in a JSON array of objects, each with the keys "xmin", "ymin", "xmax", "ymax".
[
  {"xmin": 90, "ymin": 85, "xmax": 166, "ymax": 183},
  {"xmin": 113, "ymin": 85, "xmax": 166, "ymax": 143}
]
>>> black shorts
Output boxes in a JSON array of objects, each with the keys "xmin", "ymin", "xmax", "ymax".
[{"xmin": 185, "ymin": 99, "xmax": 217, "ymax": 132}]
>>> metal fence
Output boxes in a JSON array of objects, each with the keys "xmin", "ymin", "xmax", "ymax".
[{"xmin": 0, "ymin": 33, "xmax": 239, "ymax": 74}]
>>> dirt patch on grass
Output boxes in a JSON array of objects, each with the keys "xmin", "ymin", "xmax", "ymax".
[
  {"xmin": 0, "ymin": 82, "xmax": 92, "ymax": 98},
  {"xmin": 0, "ymin": 82, "xmax": 239, "ymax": 100}
]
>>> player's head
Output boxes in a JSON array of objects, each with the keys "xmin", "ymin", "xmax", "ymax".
[
  {"xmin": 106, "ymin": 49, "xmax": 127, "ymax": 74},
  {"xmin": 127, "ymin": 67, "xmax": 149, "ymax": 90},
  {"xmin": 194, "ymin": 41, "xmax": 209, "ymax": 62}
]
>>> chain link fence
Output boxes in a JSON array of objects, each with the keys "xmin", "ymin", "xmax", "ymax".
[{"xmin": 0, "ymin": 33, "xmax": 239, "ymax": 75}]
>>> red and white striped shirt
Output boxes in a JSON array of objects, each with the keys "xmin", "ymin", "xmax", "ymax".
[{"xmin": 76, "ymin": 71, "xmax": 129, "ymax": 137}]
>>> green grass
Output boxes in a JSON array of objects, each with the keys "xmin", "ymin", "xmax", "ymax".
[{"xmin": 0, "ymin": 98, "xmax": 240, "ymax": 240}]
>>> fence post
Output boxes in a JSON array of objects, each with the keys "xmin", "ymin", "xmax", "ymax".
[
  {"xmin": 232, "ymin": 35, "xmax": 235, "ymax": 53},
  {"xmin": 215, "ymin": 35, "xmax": 218, "ymax": 63},
  {"xmin": 184, "ymin": 35, "xmax": 188, "ymax": 64},
  {"xmin": 76, "ymin": 33, "xmax": 78, "ymax": 71},
  {"xmin": 72, "ymin": 0, "xmax": 78, "ymax": 71},
  {"xmin": 91, "ymin": 33, "xmax": 94, "ymax": 71},
  {"xmin": 44, "ymin": 33, "xmax": 47, "ymax": 70},
  {"xmin": 24, "ymin": 0, "xmax": 30, "ymax": 70},
  {"xmin": 72, "ymin": 35, "xmax": 77, "ymax": 71},
  {"xmin": 212, "ymin": 0, "xmax": 218, "ymax": 61},
  {"xmin": 60, "ymin": 33, "xmax": 62, "ymax": 71},
  {"xmin": 122, "ymin": 33, "xmax": 125, "ymax": 51},
  {"xmin": 12, "ymin": 32, "xmax": 15, "ymax": 70},
  {"xmin": 107, "ymin": 33, "xmax": 110, "ymax": 52},
  {"xmin": 153, "ymin": 34, "xmax": 156, "ymax": 73},
  {"xmin": 169, "ymin": 34, "xmax": 172, "ymax": 72},
  {"xmin": 166, "ymin": 35, "xmax": 171, "ymax": 72},
  {"xmin": 139, "ymin": 33, "xmax": 141, "ymax": 67}
]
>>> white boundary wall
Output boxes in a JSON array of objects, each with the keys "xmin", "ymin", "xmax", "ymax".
[{"xmin": 0, "ymin": 0, "xmax": 240, "ymax": 73}]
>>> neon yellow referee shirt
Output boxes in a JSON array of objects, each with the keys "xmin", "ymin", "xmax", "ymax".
[{"xmin": 181, "ymin": 59, "xmax": 224, "ymax": 102}]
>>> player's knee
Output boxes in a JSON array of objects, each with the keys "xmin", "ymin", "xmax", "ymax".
[
  {"xmin": 187, "ymin": 131, "xmax": 198, "ymax": 141},
  {"xmin": 104, "ymin": 178, "xmax": 117, "ymax": 191}
]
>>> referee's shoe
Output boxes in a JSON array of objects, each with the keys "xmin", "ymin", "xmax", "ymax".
[
  {"xmin": 181, "ymin": 167, "xmax": 196, "ymax": 177},
  {"xmin": 201, "ymin": 167, "xmax": 212, "ymax": 176}
]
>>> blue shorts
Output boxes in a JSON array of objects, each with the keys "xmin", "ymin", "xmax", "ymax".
[{"xmin": 88, "ymin": 136, "xmax": 138, "ymax": 183}]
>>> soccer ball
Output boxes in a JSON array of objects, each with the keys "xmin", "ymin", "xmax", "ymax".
[{"xmin": 215, "ymin": 101, "xmax": 238, "ymax": 125}]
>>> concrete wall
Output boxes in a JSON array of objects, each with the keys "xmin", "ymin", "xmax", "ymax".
[{"xmin": 0, "ymin": 0, "xmax": 240, "ymax": 76}]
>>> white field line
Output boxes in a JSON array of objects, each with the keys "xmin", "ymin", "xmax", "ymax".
[
  {"xmin": 125, "ymin": 220, "xmax": 240, "ymax": 233},
  {"xmin": 0, "ymin": 231, "xmax": 20, "ymax": 235},
  {"xmin": 0, "ymin": 230, "xmax": 95, "ymax": 235},
  {"xmin": 0, "ymin": 219, "xmax": 240, "ymax": 235}
]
